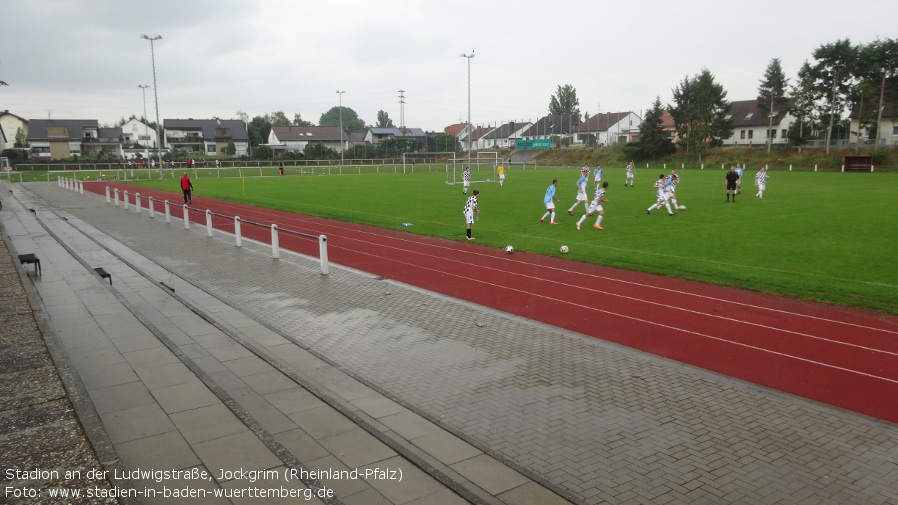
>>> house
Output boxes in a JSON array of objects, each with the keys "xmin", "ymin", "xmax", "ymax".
[
  {"xmin": 479, "ymin": 121, "xmax": 531, "ymax": 149},
  {"xmin": 0, "ymin": 110, "xmax": 29, "ymax": 150},
  {"xmin": 459, "ymin": 125, "xmax": 493, "ymax": 152},
  {"xmin": 268, "ymin": 125, "xmax": 347, "ymax": 154},
  {"xmin": 721, "ymin": 99, "xmax": 795, "ymax": 146},
  {"xmin": 364, "ymin": 127, "xmax": 427, "ymax": 145},
  {"xmin": 848, "ymin": 103, "xmax": 897, "ymax": 146},
  {"xmin": 520, "ymin": 115, "xmax": 582, "ymax": 143},
  {"xmin": 27, "ymin": 119, "xmax": 123, "ymax": 160},
  {"xmin": 446, "ymin": 122, "xmax": 473, "ymax": 150},
  {"xmin": 164, "ymin": 118, "xmax": 249, "ymax": 156},
  {"xmin": 121, "ymin": 116, "xmax": 158, "ymax": 149},
  {"xmin": 577, "ymin": 112, "xmax": 641, "ymax": 146}
]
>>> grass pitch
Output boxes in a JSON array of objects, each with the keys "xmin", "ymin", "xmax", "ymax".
[{"xmin": 130, "ymin": 165, "xmax": 897, "ymax": 315}]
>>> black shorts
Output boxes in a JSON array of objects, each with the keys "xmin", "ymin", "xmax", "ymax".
[{"xmin": 726, "ymin": 181, "xmax": 737, "ymax": 190}]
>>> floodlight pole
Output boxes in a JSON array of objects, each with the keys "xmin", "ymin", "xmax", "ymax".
[
  {"xmin": 141, "ymin": 34, "xmax": 163, "ymax": 179},
  {"xmin": 138, "ymin": 85, "xmax": 150, "ymax": 162},
  {"xmin": 460, "ymin": 51, "xmax": 475, "ymax": 164},
  {"xmin": 336, "ymin": 90, "xmax": 346, "ymax": 165}
]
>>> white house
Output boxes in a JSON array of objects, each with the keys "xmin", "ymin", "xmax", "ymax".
[
  {"xmin": 722, "ymin": 99, "xmax": 795, "ymax": 146},
  {"xmin": 268, "ymin": 125, "xmax": 347, "ymax": 153},
  {"xmin": 0, "ymin": 110, "xmax": 28, "ymax": 150},
  {"xmin": 479, "ymin": 121, "xmax": 531, "ymax": 149},
  {"xmin": 164, "ymin": 118, "xmax": 249, "ymax": 157},
  {"xmin": 577, "ymin": 112, "xmax": 641, "ymax": 146},
  {"xmin": 27, "ymin": 119, "xmax": 123, "ymax": 160},
  {"xmin": 849, "ymin": 103, "xmax": 897, "ymax": 146}
]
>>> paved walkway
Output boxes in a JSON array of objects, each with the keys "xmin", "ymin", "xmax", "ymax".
[{"xmin": 3, "ymin": 181, "xmax": 898, "ymax": 505}]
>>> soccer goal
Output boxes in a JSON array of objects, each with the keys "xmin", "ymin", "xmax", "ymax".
[
  {"xmin": 0, "ymin": 157, "xmax": 10, "ymax": 172},
  {"xmin": 447, "ymin": 151, "xmax": 500, "ymax": 185},
  {"xmin": 401, "ymin": 152, "xmax": 456, "ymax": 178}
]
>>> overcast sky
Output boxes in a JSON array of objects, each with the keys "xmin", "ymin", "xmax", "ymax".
[{"xmin": 2, "ymin": 0, "xmax": 897, "ymax": 132}]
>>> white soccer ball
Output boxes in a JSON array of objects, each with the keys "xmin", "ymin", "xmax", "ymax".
[
  {"xmin": 560, "ymin": 245, "xmax": 569, "ymax": 254},
  {"xmin": 678, "ymin": 205, "xmax": 687, "ymax": 210},
  {"xmin": 505, "ymin": 245, "xmax": 514, "ymax": 254}
]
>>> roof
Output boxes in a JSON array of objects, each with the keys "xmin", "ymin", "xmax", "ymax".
[
  {"xmin": 368, "ymin": 127, "xmax": 427, "ymax": 138},
  {"xmin": 578, "ymin": 112, "xmax": 633, "ymax": 133},
  {"xmin": 270, "ymin": 125, "xmax": 345, "ymax": 142},
  {"xmin": 164, "ymin": 119, "xmax": 248, "ymax": 140},
  {"xmin": 726, "ymin": 99, "xmax": 793, "ymax": 127},
  {"xmin": 521, "ymin": 115, "xmax": 581, "ymax": 136},
  {"xmin": 848, "ymin": 103, "xmax": 895, "ymax": 119},
  {"xmin": 461, "ymin": 126, "xmax": 492, "ymax": 141},
  {"xmin": 0, "ymin": 110, "xmax": 29, "ymax": 123},
  {"xmin": 482, "ymin": 121, "xmax": 530, "ymax": 139},
  {"xmin": 445, "ymin": 123, "xmax": 469, "ymax": 136},
  {"xmin": 27, "ymin": 119, "xmax": 100, "ymax": 139}
]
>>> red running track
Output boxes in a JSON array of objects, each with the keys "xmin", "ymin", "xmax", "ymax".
[{"xmin": 91, "ymin": 183, "xmax": 898, "ymax": 424}]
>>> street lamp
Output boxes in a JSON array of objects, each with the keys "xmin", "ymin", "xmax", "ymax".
[
  {"xmin": 460, "ymin": 51, "xmax": 475, "ymax": 163},
  {"xmin": 137, "ymin": 85, "xmax": 150, "ymax": 163},
  {"xmin": 141, "ymin": 34, "xmax": 163, "ymax": 178},
  {"xmin": 336, "ymin": 90, "xmax": 346, "ymax": 165}
]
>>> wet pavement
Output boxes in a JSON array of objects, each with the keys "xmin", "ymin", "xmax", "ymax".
[{"xmin": 2, "ymin": 180, "xmax": 898, "ymax": 505}]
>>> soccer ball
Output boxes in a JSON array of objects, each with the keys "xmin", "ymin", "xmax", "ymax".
[
  {"xmin": 677, "ymin": 205, "xmax": 687, "ymax": 210},
  {"xmin": 560, "ymin": 245, "xmax": 569, "ymax": 254},
  {"xmin": 505, "ymin": 245, "xmax": 514, "ymax": 254}
]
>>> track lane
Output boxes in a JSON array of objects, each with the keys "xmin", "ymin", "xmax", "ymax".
[{"xmin": 90, "ymin": 183, "xmax": 898, "ymax": 423}]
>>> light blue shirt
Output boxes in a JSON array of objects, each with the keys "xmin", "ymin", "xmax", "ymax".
[{"xmin": 544, "ymin": 185, "xmax": 556, "ymax": 204}]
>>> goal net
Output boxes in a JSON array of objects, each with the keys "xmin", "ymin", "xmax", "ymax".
[
  {"xmin": 447, "ymin": 151, "xmax": 499, "ymax": 185},
  {"xmin": 401, "ymin": 152, "xmax": 456, "ymax": 178}
]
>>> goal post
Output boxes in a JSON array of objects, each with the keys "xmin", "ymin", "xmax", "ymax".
[
  {"xmin": 448, "ymin": 151, "xmax": 500, "ymax": 185},
  {"xmin": 400, "ymin": 152, "xmax": 457, "ymax": 181}
]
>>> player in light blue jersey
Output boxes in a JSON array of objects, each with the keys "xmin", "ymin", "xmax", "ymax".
[
  {"xmin": 539, "ymin": 179, "xmax": 560, "ymax": 224},
  {"xmin": 593, "ymin": 164, "xmax": 604, "ymax": 190},
  {"xmin": 567, "ymin": 168, "xmax": 590, "ymax": 216}
]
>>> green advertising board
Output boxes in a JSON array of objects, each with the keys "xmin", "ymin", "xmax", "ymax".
[{"xmin": 515, "ymin": 138, "xmax": 552, "ymax": 150}]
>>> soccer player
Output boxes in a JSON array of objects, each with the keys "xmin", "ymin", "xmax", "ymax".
[
  {"xmin": 735, "ymin": 163, "xmax": 744, "ymax": 194},
  {"xmin": 463, "ymin": 189, "xmax": 479, "ymax": 240},
  {"xmin": 667, "ymin": 171, "xmax": 685, "ymax": 210},
  {"xmin": 567, "ymin": 168, "xmax": 590, "ymax": 216},
  {"xmin": 647, "ymin": 174, "xmax": 675, "ymax": 215},
  {"xmin": 462, "ymin": 166, "xmax": 471, "ymax": 194},
  {"xmin": 577, "ymin": 181, "xmax": 609, "ymax": 230},
  {"xmin": 539, "ymin": 179, "xmax": 560, "ymax": 224},
  {"xmin": 593, "ymin": 163, "xmax": 604, "ymax": 190},
  {"xmin": 625, "ymin": 161, "xmax": 635, "ymax": 187},
  {"xmin": 180, "ymin": 172, "xmax": 194, "ymax": 205},
  {"xmin": 755, "ymin": 167, "xmax": 770, "ymax": 198},
  {"xmin": 725, "ymin": 166, "xmax": 740, "ymax": 202},
  {"xmin": 497, "ymin": 163, "xmax": 506, "ymax": 187}
]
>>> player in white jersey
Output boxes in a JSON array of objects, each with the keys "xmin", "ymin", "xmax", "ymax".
[
  {"xmin": 755, "ymin": 167, "xmax": 770, "ymax": 198},
  {"xmin": 625, "ymin": 161, "xmax": 635, "ymax": 187},
  {"xmin": 462, "ymin": 166, "xmax": 471, "ymax": 194},
  {"xmin": 667, "ymin": 171, "xmax": 685, "ymax": 210},
  {"xmin": 735, "ymin": 164, "xmax": 744, "ymax": 194},
  {"xmin": 646, "ymin": 174, "xmax": 675, "ymax": 215},
  {"xmin": 576, "ymin": 181, "xmax": 609, "ymax": 230},
  {"xmin": 593, "ymin": 164, "xmax": 604, "ymax": 189},
  {"xmin": 463, "ymin": 189, "xmax": 479, "ymax": 240},
  {"xmin": 567, "ymin": 168, "xmax": 590, "ymax": 216}
]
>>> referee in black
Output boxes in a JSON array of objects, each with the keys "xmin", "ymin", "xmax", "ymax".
[{"xmin": 725, "ymin": 166, "xmax": 740, "ymax": 203}]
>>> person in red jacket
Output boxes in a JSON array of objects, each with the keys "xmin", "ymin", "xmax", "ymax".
[{"xmin": 180, "ymin": 172, "xmax": 194, "ymax": 204}]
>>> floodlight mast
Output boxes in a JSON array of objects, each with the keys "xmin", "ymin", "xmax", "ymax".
[
  {"xmin": 138, "ymin": 85, "xmax": 150, "ymax": 162},
  {"xmin": 141, "ymin": 34, "xmax": 163, "ymax": 178},
  {"xmin": 460, "ymin": 51, "xmax": 475, "ymax": 165},
  {"xmin": 336, "ymin": 90, "xmax": 346, "ymax": 165}
]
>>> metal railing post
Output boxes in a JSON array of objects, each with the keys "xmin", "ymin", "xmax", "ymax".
[
  {"xmin": 148, "ymin": 197, "xmax": 155, "ymax": 218},
  {"xmin": 205, "ymin": 210, "xmax": 213, "ymax": 237},
  {"xmin": 123, "ymin": 190, "xmax": 130, "ymax": 210},
  {"xmin": 105, "ymin": 186, "xmax": 111, "ymax": 203},
  {"xmin": 165, "ymin": 200, "xmax": 171, "ymax": 223},
  {"xmin": 235, "ymin": 217, "xmax": 242, "ymax": 247},
  {"xmin": 319, "ymin": 235, "xmax": 329, "ymax": 275},
  {"xmin": 271, "ymin": 224, "xmax": 279, "ymax": 258},
  {"xmin": 183, "ymin": 204, "xmax": 190, "ymax": 229}
]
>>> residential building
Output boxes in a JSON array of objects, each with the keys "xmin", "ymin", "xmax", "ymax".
[
  {"xmin": 479, "ymin": 121, "xmax": 531, "ymax": 149},
  {"xmin": 27, "ymin": 119, "xmax": 123, "ymax": 160},
  {"xmin": 459, "ymin": 125, "xmax": 493, "ymax": 152},
  {"xmin": 0, "ymin": 110, "xmax": 29, "ymax": 150},
  {"xmin": 164, "ymin": 118, "xmax": 249, "ymax": 157},
  {"xmin": 520, "ymin": 115, "xmax": 582, "ymax": 144},
  {"xmin": 364, "ymin": 127, "xmax": 427, "ymax": 145},
  {"xmin": 848, "ymin": 103, "xmax": 897, "ymax": 146},
  {"xmin": 722, "ymin": 99, "xmax": 795, "ymax": 146},
  {"xmin": 577, "ymin": 112, "xmax": 641, "ymax": 146},
  {"xmin": 268, "ymin": 125, "xmax": 347, "ymax": 154}
]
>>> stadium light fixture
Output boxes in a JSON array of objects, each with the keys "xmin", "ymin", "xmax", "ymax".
[
  {"xmin": 460, "ymin": 51, "xmax": 475, "ymax": 162},
  {"xmin": 141, "ymin": 34, "xmax": 163, "ymax": 178},
  {"xmin": 138, "ymin": 85, "xmax": 150, "ymax": 162},
  {"xmin": 336, "ymin": 90, "xmax": 346, "ymax": 165}
]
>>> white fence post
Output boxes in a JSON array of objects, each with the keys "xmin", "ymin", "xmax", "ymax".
[
  {"xmin": 165, "ymin": 200, "xmax": 171, "ymax": 223},
  {"xmin": 319, "ymin": 235, "xmax": 329, "ymax": 275},
  {"xmin": 205, "ymin": 210, "xmax": 213, "ymax": 237},
  {"xmin": 271, "ymin": 224, "xmax": 280, "ymax": 258},
  {"xmin": 79, "ymin": 181, "xmax": 84, "ymax": 194},
  {"xmin": 183, "ymin": 204, "xmax": 190, "ymax": 229},
  {"xmin": 235, "ymin": 217, "xmax": 242, "ymax": 247},
  {"xmin": 105, "ymin": 186, "xmax": 111, "ymax": 204},
  {"xmin": 114, "ymin": 188, "xmax": 120, "ymax": 206},
  {"xmin": 148, "ymin": 197, "xmax": 155, "ymax": 218},
  {"xmin": 123, "ymin": 190, "xmax": 130, "ymax": 210},
  {"xmin": 134, "ymin": 193, "xmax": 141, "ymax": 214}
]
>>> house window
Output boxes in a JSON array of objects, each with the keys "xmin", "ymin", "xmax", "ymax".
[
  {"xmin": 892, "ymin": 125, "xmax": 898, "ymax": 136},
  {"xmin": 745, "ymin": 113, "xmax": 753, "ymax": 120},
  {"xmin": 769, "ymin": 129, "xmax": 777, "ymax": 139},
  {"xmin": 748, "ymin": 131, "xmax": 754, "ymax": 139},
  {"xmin": 207, "ymin": 144, "xmax": 216, "ymax": 153},
  {"xmin": 740, "ymin": 131, "xmax": 746, "ymax": 139},
  {"xmin": 782, "ymin": 129, "xmax": 788, "ymax": 138}
]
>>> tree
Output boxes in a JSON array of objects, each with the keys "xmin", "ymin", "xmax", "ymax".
[
  {"xmin": 787, "ymin": 62, "xmax": 819, "ymax": 152},
  {"xmin": 669, "ymin": 69, "xmax": 733, "ymax": 160},
  {"xmin": 248, "ymin": 116, "xmax": 270, "ymax": 150},
  {"xmin": 811, "ymin": 39, "xmax": 858, "ymax": 154},
  {"xmin": 224, "ymin": 141, "xmax": 236, "ymax": 156},
  {"xmin": 265, "ymin": 111, "xmax": 291, "ymax": 126},
  {"xmin": 376, "ymin": 110, "xmax": 395, "ymax": 128},
  {"xmin": 427, "ymin": 133, "xmax": 460, "ymax": 152},
  {"xmin": 319, "ymin": 107, "xmax": 366, "ymax": 132},
  {"xmin": 757, "ymin": 58, "xmax": 789, "ymax": 153},
  {"xmin": 14, "ymin": 127, "xmax": 26, "ymax": 148},
  {"xmin": 292, "ymin": 113, "xmax": 312, "ymax": 126},
  {"xmin": 253, "ymin": 145, "xmax": 272, "ymax": 159},
  {"xmin": 859, "ymin": 38, "xmax": 898, "ymax": 144},
  {"xmin": 549, "ymin": 84, "xmax": 580, "ymax": 117},
  {"xmin": 624, "ymin": 97, "xmax": 676, "ymax": 161}
]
